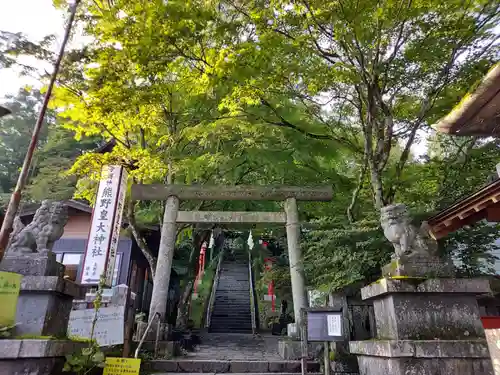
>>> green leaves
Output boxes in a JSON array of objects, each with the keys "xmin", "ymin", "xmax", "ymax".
[{"xmin": 303, "ymin": 218, "xmax": 393, "ymax": 291}]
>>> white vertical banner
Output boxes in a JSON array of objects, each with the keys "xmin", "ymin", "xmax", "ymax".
[
  {"xmin": 247, "ymin": 230, "xmax": 254, "ymax": 250},
  {"xmin": 81, "ymin": 165, "xmax": 127, "ymax": 287},
  {"xmin": 105, "ymin": 167, "xmax": 128, "ymax": 286}
]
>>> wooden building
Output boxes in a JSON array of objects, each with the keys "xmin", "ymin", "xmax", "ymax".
[{"xmin": 429, "ymin": 61, "xmax": 500, "ymax": 315}]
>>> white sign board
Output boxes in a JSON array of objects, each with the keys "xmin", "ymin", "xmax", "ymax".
[
  {"xmin": 68, "ymin": 306, "xmax": 125, "ymax": 347},
  {"xmin": 327, "ymin": 314, "xmax": 342, "ymax": 337},
  {"xmin": 81, "ymin": 165, "xmax": 127, "ymax": 286},
  {"xmin": 105, "ymin": 167, "xmax": 128, "ymax": 286}
]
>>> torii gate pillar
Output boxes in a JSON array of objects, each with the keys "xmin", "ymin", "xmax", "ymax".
[{"xmin": 284, "ymin": 197, "xmax": 309, "ymax": 326}]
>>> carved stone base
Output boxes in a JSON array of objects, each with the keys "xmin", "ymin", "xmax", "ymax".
[
  {"xmin": 362, "ymin": 278, "xmax": 489, "ymax": 341},
  {"xmin": 350, "ymin": 277, "xmax": 493, "ymax": 374},
  {"xmin": 382, "ymin": 254, "xmax": 455, "ymax": 278},
  {"xmin": 15, "ymin": 275, "xmax": 84, "ymax": 337},
  {"xmin": 350, "ymin": 340, "xmax": 493, "ymax": 375}
]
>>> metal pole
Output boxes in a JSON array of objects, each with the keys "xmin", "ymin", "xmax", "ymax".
[
  {"xmin": 0, "ymin": 0, "xmax": 81, "ymax": 261},
  {"xmin": 323, "ymin": 341, "xmax": 330, "ymax": 375}
]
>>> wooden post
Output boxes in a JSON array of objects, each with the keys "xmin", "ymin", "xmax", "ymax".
[{"xmin": 123, "ymin": 262, "xmax": 138, "ymax": 357}]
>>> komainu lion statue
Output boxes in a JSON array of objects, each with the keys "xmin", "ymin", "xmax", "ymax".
[
  {"xmin": 6, "ymin": 200, "xmax": 68, "ymax": 255},
  {"xmin": 380, "ymin": 204, "xmax": 438, "ymax": 258}
]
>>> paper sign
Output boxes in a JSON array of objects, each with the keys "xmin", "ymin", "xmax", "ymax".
[
  {"xmin": 327, "ymin": 314, "xmax": 342, "ymax": 336},
  {"xmin": 81, "ymin": 165, "xmax": 127, "ymax": 287},
  {"xmin": 103, "ymin": 357, "xmax": 141, "ymax": 375},
  {"xmin": 68, "ymin": 306, "xmax": 125, "ymax": 346},
  {"xmin": 0, "ymin": 272, "xmax": 21, "ymax": 326}
]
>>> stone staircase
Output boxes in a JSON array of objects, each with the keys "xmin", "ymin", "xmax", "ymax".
[
  {"xmin": 143, "ymin": 359, "xmax": 321, "ymax": 374},
  {"xmin": 209, "ymin": 251, "xmax": 253, "ymax": 333},
  {"xmin": 143, "ymin": 333, "xmax": 321, "ymax": 374}
]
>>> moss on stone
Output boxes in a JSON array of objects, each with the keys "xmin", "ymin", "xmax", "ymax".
[
  {"xmin": 68, "ymin": 335, "xmax": 94, "ymax": 343},
  {"xmin": 14, "ymin": 334, "xmax": 57, "ymax": 340}
]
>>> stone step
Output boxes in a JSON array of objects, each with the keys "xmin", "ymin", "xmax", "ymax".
[
  {"xmin": 143, "ymin": 360, "xmax": 320, "ymax": 373},
  {"xmin": 209, "ymin": 327, "xmax": 253, "ymax": 333},
  {"xmin": 210, "ymin": 321, "xmax": 252, "ymax": 326},
  {"xmin": 209, "ymin": 328, "xmax": 253, "ymax": 333},
  {"xmin": 211, "ymin": 311, "xmax": 251, "ymax": 316},
  {"xmin": 210, "ymin": 318, "xmax": 252, "ymax": 324}
]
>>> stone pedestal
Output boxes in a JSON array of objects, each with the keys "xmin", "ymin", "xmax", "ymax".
[
  {"xmin": 133, "ymin": 320, "xmax": 169, "ymax": 342},
  {"xmin": 1, "ymin": 253, "xmax": 84, "ymax": 337},
  {"xmin": 349, "ymin": 257, "xmax": 493, "ymax": 375},
  {"xmin": 278, "ymin": 339, "xmax": 322, "ymax": 360},
  {"xmin": 0, "ymin": 339, "xmax": 86, "ymax": 375},
  {"xmin": 0, "ymin": 253, "xmax": 85, "ymax": 374}
]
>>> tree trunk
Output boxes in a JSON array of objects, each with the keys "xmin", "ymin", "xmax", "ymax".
[
  {"xmin": 126, "ymin": 200, "xmax": 157, "ymax": 280},
  {"xmin": 175, "ymin": 228, "xmax": 211, "ymax": 329},
  {"xmin": 175, "ymin": 279, "xmax": 194, "ymax": 329}
]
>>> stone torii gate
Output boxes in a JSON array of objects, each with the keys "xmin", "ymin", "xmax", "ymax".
[{"xmin": 131, "ymin": 184, "xmax": 333, "ymax": 327}]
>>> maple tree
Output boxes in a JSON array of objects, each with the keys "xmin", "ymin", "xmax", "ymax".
[{"xmin": 38, "ymin": 0, "xmax": 500, "ymax": 291}]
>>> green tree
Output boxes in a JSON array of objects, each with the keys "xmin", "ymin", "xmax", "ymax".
[
  {"xmin": 206, "ymin": 0, "xmax": 500, "ymax": 212},
  {"xmin": 0, "ymin": 31, "xmax": 54, "ymax": 73},
  {"xmin": 47, "ymin": 0, "xmax": 500, "ymax": 293},
  {"xmin": 25, "ymin": 124, "xmax": 100, "ymax": 201},
  {"xmin": 0, "ymin": 89, "xmax": 51, "ymax": 204}
]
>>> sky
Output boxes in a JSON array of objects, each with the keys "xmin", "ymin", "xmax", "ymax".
[
  {"xmin": 0, "ymin": 0, "xmax": 65, "ymax": 98},
  {"xmin": 0, "ymin": 0, "xmax": 432, "ymax": 156}
]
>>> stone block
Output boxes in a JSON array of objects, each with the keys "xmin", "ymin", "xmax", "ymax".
[
  {"xmin": 230, "ymin": 360, "xmax": 269, "ymax": 372},
  {"xmin": 355, "ymin": 355, "xmax": 493, "ymax": 375},
  {"xmin": 362, "ymin": 278, "xmax": 491, "ymax": 300},
  {"xmin": 278, "ymin": 340, "xmax": 324, "ymax": 360},
  {"xmin": 330, "ymin": 341, "xmax": 360, "ymax": 374},
  {"xmin": 177, "ymin": 359, "xmax": 230, "ymax": 372},
  {"xmin": 133, "ymin": 320, "xmax": 169, "ymax": 341},
  {"xmin": 132, "ymin": 322, "xmax": 169, "ymax": 342},
  {"xmin": 0, "ymin": 357, "xmax": 62, "ymax": 375},
  {"xmin": 279, "ymin": 339, "xmax": 302, "ymax": 360},
  {"xmin": 372, "ymin": 292, "xmax": 485, "ymax": 340},
  {"xmin": 382, "ymin": 254, "xmax": 454, "ymax": 278},
  {"xmin": 21, "ymin": 275, "xmax": 84, "ymax": 298},
  {"xmin": 142, "ymin": 359, "xmax": 179, "ymax": 372},
  {"xmin": 0, "ymin": 253, "xmax": 64, "ymax": 277},
  {"xmin": 269, "ymin": 360, "xmax": 302, "ymax": 372},
  {"xmin": 15, "ymin": 284, "xmax": 74, "ymax": 338},
  {"xmin": 350, "ymin": 340, "xmax": 493, "ymax": 375},
  {"xmin": 141, "ymin": 340, "xmax": 175, "ymax": 357},
  {"xmin": 0, "ymin": 339, "xmax": 87, "ymax": 375}
]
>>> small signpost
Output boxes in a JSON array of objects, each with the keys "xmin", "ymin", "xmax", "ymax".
[
  {"xmin": 103, "ymin": 357, "xmax": 141, "ymax": 375},
  {"xmin": 301, "ymin": 308, "xmax": 343, "ymax": 375},
  {"xmin": 68, "ymin": 306, "xmax": 125, "ymax": 346},
  {"xmin": 0, "ymin": 271, "xmax": 21, "ymax": 327},
  {"xmin": 81, "ymin": 165, "xmax": 128, "ymax": 287}
]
